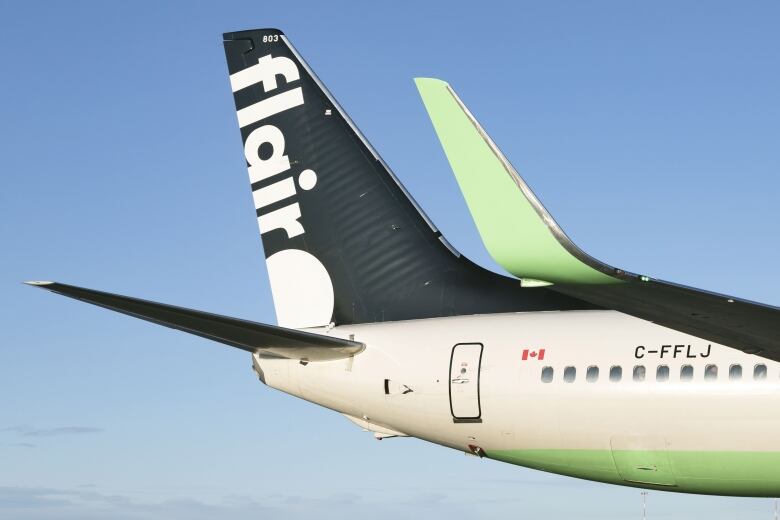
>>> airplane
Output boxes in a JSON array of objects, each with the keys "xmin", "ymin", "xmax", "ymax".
[{"xmin": 26, "ymin": 28, "xmax": 780, "ymax": 497}]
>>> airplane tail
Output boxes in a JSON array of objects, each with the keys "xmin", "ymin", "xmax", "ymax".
[{"xmin": 222, "ymin": 28, "xmax": 593, "ymax": 329}]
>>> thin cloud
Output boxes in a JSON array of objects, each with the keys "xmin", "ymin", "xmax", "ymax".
[
  {"xmin": 0, "ymin": 486, "xmax": 280, "ymax": 520},
  {"xmin": 1, "ymin": 426, "xmax": 103, "ymax": 437},
  {"xmin": 23, "ymin": 427, "xmax": 103, "ymax": 437}
]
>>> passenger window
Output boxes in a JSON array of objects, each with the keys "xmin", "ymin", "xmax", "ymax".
[
  {"xmin": 586, "ymin": 366, "xmax": 599, "ymax": 382},
  {"xmin": 729, "ymin": 364, "xmax": 742, "ymax": 380},
  {"xmin": 656, "ymin": 365, "xmax": 670, "ymax": 382},
  {"xmin": 754, "ymin": 364, "xmax": 767, "ymax": 380},
  {"xmin": 609, "ymin": 366, "xmax": 622, "ymax": 382},
  {"xmin": 680, "ymin": 365, "xmax": 693, "ymax": 381},
  {"xmin": 705, "ymin": 364, "xmax": 718, "ymax": 381},
  {"xmin": 564, "ymin": 366, "xmax": 576, "ymax": 383},
  {"xmin": 633, "ymin": 365, "xmax": 646, "ymax": 382},
  {"xmin": 541, "ymin": 366, "xmax": 554, "ymax": 383}
]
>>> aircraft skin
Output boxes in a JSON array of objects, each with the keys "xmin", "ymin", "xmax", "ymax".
[
  {"xmin": 27, "ymin": 28, "xmax": 780, "ymax": 497},
  {"xmin": 259, "ymin": 312, "xmax": 780, "ymax": 497}
]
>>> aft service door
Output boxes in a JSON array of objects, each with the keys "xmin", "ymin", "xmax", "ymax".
[
  {"xmin": 610, "ymin": 435, "xmax": 677, "ymax": 487},
  {"xmin": 449, "ymin": 343, "xmax": 483, "ymax": 423}
]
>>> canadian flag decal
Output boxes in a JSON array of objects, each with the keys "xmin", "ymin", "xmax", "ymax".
[{"xmin": 522, "ymin": 348, "xmax": 545, "ymax": 361}]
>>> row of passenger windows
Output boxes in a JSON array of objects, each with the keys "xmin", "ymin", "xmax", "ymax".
[{"xmin": 540, "ymin": 363, "xmax": 769, "ymax": 383}]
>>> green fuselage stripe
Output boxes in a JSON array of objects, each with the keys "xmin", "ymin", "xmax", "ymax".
[{"xmin": 489, "ymin": 449, "xmax": 780, "ymax": 496}]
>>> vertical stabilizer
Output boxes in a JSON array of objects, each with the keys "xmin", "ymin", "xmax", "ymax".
[{"xmin": 223, "ymin": 29, "xmax": 595, "ymax": 327}]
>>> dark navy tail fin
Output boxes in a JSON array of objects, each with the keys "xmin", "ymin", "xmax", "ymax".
[{"xmin": 222, "ymin": 28, "xmax": 591, "ymax": 327}]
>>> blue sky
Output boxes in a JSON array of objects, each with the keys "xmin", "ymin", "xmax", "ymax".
[{"xmin": 2, "ymin": 1, "xmax": 779, "ymax": 518}]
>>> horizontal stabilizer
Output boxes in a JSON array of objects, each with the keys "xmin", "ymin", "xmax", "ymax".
[
  {"xmin": 416, "ymin": 79, "xmax": 780, "ymax": 361},
  {"xmin": 415, "ymin": 77, "xmax": 623, "ymax": 285},
  {"xmin": 25, "ymin": 281, "xmax": 364, "ymax": 362}
]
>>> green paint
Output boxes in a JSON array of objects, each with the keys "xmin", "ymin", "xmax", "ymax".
[
  {"xmin": 488, "ymin": 448, "xmax": 780, "ymax": 496},
  {"xmin": 611, "ymin": 448, "xmax": 677, "ymax": 486},
  {"xmin": 415, "ymin": 78, "xmax": 621, "ymax": 285}
]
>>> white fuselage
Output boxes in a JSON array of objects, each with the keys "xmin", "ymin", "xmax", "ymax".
[{"xmin": 252, "ymin": 310, "xmax": 780, "ymax": 495}]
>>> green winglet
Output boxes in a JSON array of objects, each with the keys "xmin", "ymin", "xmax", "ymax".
[{"xmin": 415, "ymin": 78, "xmax": 625, "ymax": 285}]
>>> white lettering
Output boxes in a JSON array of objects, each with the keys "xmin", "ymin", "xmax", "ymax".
[
  {"xmin": 244, "ymin": 125, "xmax": 291, "ymax": 183},
  {"xmin": 231, "ymin": 54, "xmax": 315, "ymax": 241},
  {"xmin": 258, "ymin": 203, "xmax": 304, "ymax": 238},
  {"xmin": 237, "ymin": 87, "xmax": 304, "ymax": 128},
  {"xmin": 230, "ymin": 54, "xmax": 299, "ymax": 93},
  {"xmin": 253, "ymin": 177, "xmax": 296, "ymax": 209}
]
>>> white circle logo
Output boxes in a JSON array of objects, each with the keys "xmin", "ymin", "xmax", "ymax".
[{"xmin": 265, "ymin": 249, "xmax": 334, "ymax": 329}]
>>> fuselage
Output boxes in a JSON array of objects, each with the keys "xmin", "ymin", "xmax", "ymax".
[{"xmin": 254, "ymin": 310, "xmax": 780, "ymax": 496}]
